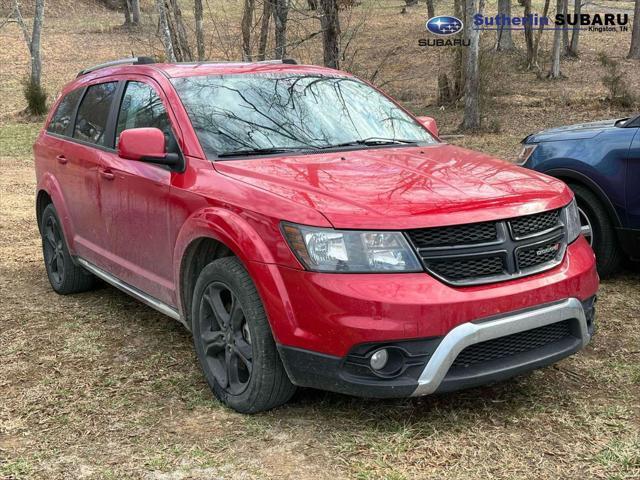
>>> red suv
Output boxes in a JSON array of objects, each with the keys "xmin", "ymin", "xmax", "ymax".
[{"xmin": 34, "ymin": 57, "xmax": 599, "ymax": 413}]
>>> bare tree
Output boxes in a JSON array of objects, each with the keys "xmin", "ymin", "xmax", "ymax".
[
  {"xmin": 123, "ymin": 0, "xmax": 132, "ymax": 25},
  {"xmin": 194, "ymin": 0, "xmax": 205, "ymax": 60},
  {"xmin": 320, "ymin": 0, "xmax": 340, "ymax": 68},
  {"xmin": 561, "ymin": 0, "xmax": 569, "ymax": 52},
  {"xmin": 273, "ymin": 0, "xmax": 289, "ymax": 58},
  {"xmin": 13, "ymin": 0, "xmax": 46, "ymax": 115},
  {"xmin": 155, "ymin": 0, "xmax": 176, "ymax": 61},
  {"xmin": 257, "ymin": 0, "xmax": 273, "ymax": 60},
  {"xmin": 165, "ymin": 0, "xmax": 192, "ymax": 61},
  {"xmin": 548, "ymin": 0, "xmax": 565, "ymax": 77},
  {"xmin": 566, "ymin": 0, "xmax": 580, "ymax": 56},
  {"xmin": 131, "ymin": 0, "xmax": 141, "ymax": 25},
  {"xmin": 241, "ymin": 0, "xmax": 256, "ymax": 60},
  {"xmin": 629, "ymin": 0, "xmax": 640, "ymax": 59},
  {"xmin": 461, "ymin": 0, "xmax": 485, "ymax": 130},
  {"xmin": 426, "ymin": 0, "xmax": 435, "ymax": 17},
  {"xmin": 495, "ymin": 0, "xmax": 514, "ymax": 50},
  {"xmin": 523, "ymin": 0, "xmax": 536, "ymax": 68}
]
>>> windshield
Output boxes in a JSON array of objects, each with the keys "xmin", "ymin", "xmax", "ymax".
[{"xmin": 171, "ymin": 73, "xmax": 436, "ymax": 158}]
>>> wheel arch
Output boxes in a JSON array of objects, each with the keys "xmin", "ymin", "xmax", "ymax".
[
  {"xmin": 35, "ymin": 174, "xmax": 77, "ymax": 251},
  {"xmin": 173, "ymin": 207, "xmax": 278, "ymax": 330},
  {"xmin": 544, "ymin": 168, "xmax": 622, "ymax": 228}
]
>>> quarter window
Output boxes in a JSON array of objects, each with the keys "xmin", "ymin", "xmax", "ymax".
[
  {"xmin": 73, "ymin": 82, "xmax": 118, "ymax": 147},
  {"xmin": 116, "ymin": 81, "xmax": 174, "ymax": 151},
  {"xmin": 47, "ymin": 88, "xmax": 83, "ymax": 136}
]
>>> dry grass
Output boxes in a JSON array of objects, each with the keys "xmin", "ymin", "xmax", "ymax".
[{"xmin": 1, "ymin": 1, "xmax": 640, "ymax": 478}]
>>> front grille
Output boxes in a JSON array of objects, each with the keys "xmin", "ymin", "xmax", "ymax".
[
  {"xmin": 429, "ymin": 256, "xmax": 504, "ymax": 280},
  {"xmin": 406, "ymin": 208, "xmax": 566, "ymax": 285},
  {"xmin": 452, "ymin": 320, "xmax": 572, "ymax": 368},
  {"xmin": 510, "ymin": 209, "xmax": 560, "ymax": 238},
  {"xmin": 407, "ymin": 221, "xmax": 497, "ymax": 248}
]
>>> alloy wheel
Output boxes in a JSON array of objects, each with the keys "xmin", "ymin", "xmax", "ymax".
[
  {"xmin": 197, "ymin": 282, "xmax": 253, "ymax": 395},
  {"xmin": 43, "ymin": 216, "xmax": 65, "ymax": 285}
]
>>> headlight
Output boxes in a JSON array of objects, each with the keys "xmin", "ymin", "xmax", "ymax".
[
  {"xmin": 282, "ymin": 223, "xmax": 422, "ymax": 272},
  {"xmin": 516, "ymin": 144, "xmax": 538, "ymax": 165},
  {"xmin": 564, "ymin": 198, "xmax": 581, "ymax": 243}
]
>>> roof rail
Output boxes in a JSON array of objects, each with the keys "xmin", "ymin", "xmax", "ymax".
[{"xmin": 76, "ymin": 56, "xmax": 156, "ymax": 77}]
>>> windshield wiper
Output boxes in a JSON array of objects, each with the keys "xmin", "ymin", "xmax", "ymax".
[
  {"xmin": 217, "ymin": 147, "xmax": 310, "ymax": 158},
  {"xmin": 315, "ymin": 137, "xmax": 418, "ymax": 150}
]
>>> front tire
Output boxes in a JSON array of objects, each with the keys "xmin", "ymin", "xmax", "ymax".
[
  {"xmin": 40, "ymin": 204, "xmax": 95, "ymax": 294},
  {"xmin": 191, "ymin": 256, "xmax": 296, "ymax": 413},
  {"xmin": 569, "ymin": 183, "xmax": 623, "ymax": 277}
]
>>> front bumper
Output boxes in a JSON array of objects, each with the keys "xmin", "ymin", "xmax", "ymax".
[{"xmin": 278, "ymin": 296, "xmax": 596, "ymax": 398}]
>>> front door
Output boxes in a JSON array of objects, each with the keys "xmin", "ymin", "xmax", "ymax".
[{"xmin": 98, "ymin": 78, "xmax": 179, "ymax": 305}]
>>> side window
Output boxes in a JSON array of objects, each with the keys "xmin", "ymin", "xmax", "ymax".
[
  {"xmin": 47, "ymin": 88, "xmax": 83, "ymax": 136},
  {"xmin": 73, "ymin": 82, "xmax": 118, "ymax": 147},
  {"xmin": 116, "ymin": 81, "xmax": 175, "ymax": 152}
]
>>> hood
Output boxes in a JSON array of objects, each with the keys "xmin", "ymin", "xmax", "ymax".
[
  {"xmin": 214, "ymin": 144, "xmax": 572, "ymax": 230},
  {"xmin": 526, "ymin": 119, "xmax": 622, "ymax": 143}
]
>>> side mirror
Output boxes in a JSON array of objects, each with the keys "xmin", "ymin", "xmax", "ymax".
[
  {"xmin": 416, "ymin": 116, "xmax": 439, "ymax": 138},
  {"xmin": 117, "ymin": 127, "xmax": 183, "ymax": 170}
]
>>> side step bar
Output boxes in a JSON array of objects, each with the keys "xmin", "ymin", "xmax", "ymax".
[{"xmin": 76, "ymin": 258, "xmax": 188, "ymax": 329}]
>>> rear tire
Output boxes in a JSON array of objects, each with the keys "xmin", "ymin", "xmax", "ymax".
[
  {"xmin": 568, "ymin": 183, "xmax": 623, "ymax": 277},
  {"xmin": 40, "ymin": 204, "xmax": 95, "ymax": 294},
  {"xmin": 191, "ymin": 256, "xmax": 296, "ymax": 413}
]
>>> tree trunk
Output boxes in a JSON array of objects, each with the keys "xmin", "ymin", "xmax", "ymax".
[
  {"xmin": 452, "ymin": 0, "xmax": 466, "ymax": 98},
  {"xmin": 523, "ymin": 0, "xmax": 536, "ymax": 68},
  {"xmin": 548, "ymin": 0, "xmax": 564, "ymax": 77},
  {"xmin": 31, "ymin": 0, "xmax": 44, "ymax": 87},
  {"xmin": 241, "ymin": 0, "xmax": 255, "ymax": 60},
  {"xmin": 562, "ymin": 0, "xmax": 569, "ymax": 52},
  {"xmin": 320, "ymin": 0, "xmax": 340, "ymax": 68},
  {"xmin": 629, "ymin": 0, "xmax": 640, "ymax": 59},
  {"xmin": 461, "ymin": 0, "xmax": 484, "ymax": 130},
  {"xmin": 131, "ymin": 0, "xmax": 141, "ymax": 25},
  {"xmin": 194, "ymin": 0, "xmax": 205, "ymax": 60},
  {"xmin": 567, "ymin": 0, "xmax": 581, "ymax": 56},
  {"xmin": 170, "ymin": 0, "xmax": 193, "ymax": 61},
  {"xmin": 123, "ymin": 0, "xmax": 132, "ymax": 25},
  {"xmin": 257, "ymin": 0, "xmax": 273, "ymax": 60},
  {"xmin": 426, "ymin": 0, "xmax": 435, "ymax": 17},
  {"xmin": 273, "ymin": 0, "xmax": 289, "ymax": 59},
  {"xmin": 155, "ymin": 0, "xmax": 176, "ymax": 61},
  {"xmin": 495, "ymin": 0, "xmax": 514, "ymax": 50}
]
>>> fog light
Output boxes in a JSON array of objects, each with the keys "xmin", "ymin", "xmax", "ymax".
[{"xmin": 370, "ymin": 349, "xmax": 389, "ymax": 371}]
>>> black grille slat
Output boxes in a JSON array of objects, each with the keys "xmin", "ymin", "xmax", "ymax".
[
  {"xmin": 407, "ymin": 221, "xmax": 497, "ymax": 248},
  {"xmin": 429, "ymin": 256, "xmax": 504, "ymax": 280},
  {"xmin": 452, "ymin": 320, "xmax": 572, "ymax": 368},
  {"xmin": 509, "ymin": 209, "xmax": 560, "ymax": 237}
]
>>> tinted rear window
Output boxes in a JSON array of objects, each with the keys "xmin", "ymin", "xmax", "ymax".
[
  {"xmin": 73, "ymin": 82, "xmax": 118, "ymax": 147},
  {"xmin": 47, "ymin": 88, "xmax": 83, "ymax": 136}
]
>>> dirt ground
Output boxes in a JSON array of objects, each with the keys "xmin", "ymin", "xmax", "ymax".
[{"xmin": 1, "ymin": 1, "xmax": 639, "ymax": 479}]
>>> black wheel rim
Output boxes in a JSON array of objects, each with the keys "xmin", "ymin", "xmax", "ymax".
[
  {"xmin": 198, "ymin": 282, "xmax": 253, "ymax": 395},
  {"xmin": 43, "ymin": 216, "xmax": 65, "ymax": 285},
  {"xmin": 577, "ymin": 206, "xmax": 594, "ymax": 246}
]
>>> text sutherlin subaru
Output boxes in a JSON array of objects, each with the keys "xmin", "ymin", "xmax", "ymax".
[{"xmin": 34, "ymin": 57, "xmax": 598, "ymax": 413}]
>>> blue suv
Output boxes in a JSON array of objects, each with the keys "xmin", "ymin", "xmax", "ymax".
[{"xmin": 519, "ymin": 114, "xmax": 640, "ymax": 276}]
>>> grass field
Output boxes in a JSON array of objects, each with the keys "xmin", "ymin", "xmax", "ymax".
[{"xmin": 1, "ymin": 1, "xmax": 639, "ymax": 478}]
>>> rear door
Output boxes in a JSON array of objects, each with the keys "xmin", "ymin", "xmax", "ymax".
[
  {"xmin": 60, "ymin": 81, "xmax": 119, "ymax": 267},
  {"xmin": 97, "ymin": 77, "xmax": 179, "ymax": 304}
]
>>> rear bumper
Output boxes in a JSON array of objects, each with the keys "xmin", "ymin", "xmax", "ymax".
[{"xmin": 278, "ymin": 296, "xmax": 596, "ymax": 398}]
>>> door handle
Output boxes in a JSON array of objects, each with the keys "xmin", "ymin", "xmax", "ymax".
[
  {"xmin": 56, "ymin": 154, "xmax": 67, "ymax": 165},
  {"xmin": 99, "ymin": 168, "xmax": 115, "ymax": 181}
]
